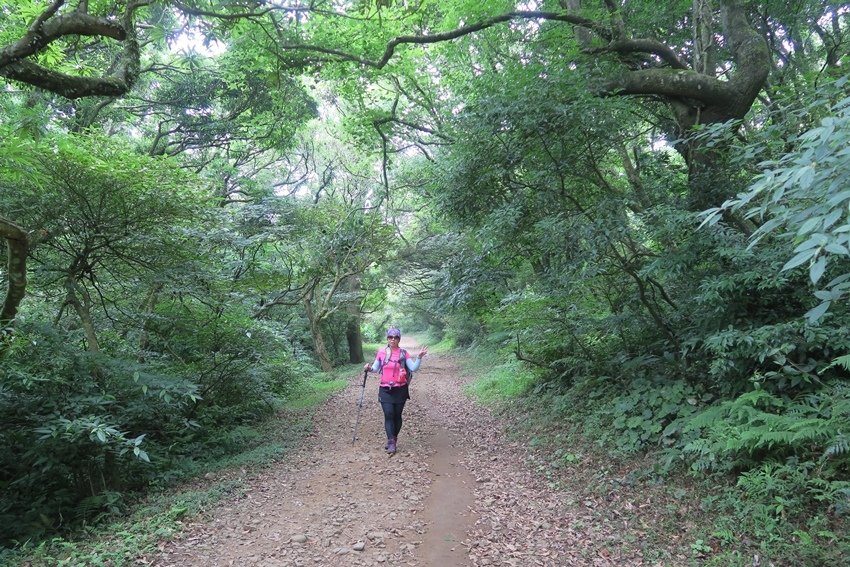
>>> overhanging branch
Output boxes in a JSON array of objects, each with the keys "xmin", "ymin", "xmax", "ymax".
[
  {"xmin": 585, "ymin": 38, "xmax": 689, "ymax": 70},
  {"xmin": 601, "ymin": 68, "xmax": 737, "ymax": 108},
  {"xmin": 0, "ymin": 0, "xmax": 151, "ymax": 99},
  {"xmin": 278, "ymin": 10, "xmax": 612, "ymax": 68}
]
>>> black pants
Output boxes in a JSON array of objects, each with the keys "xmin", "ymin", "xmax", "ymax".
[{"xmin": 380, "ymin": 401, "xmax": 406, "ymax": 439}]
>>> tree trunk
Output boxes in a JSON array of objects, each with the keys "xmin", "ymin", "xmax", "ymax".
[
  {"xmin": 311, "ymin": 322, "xmax": 333, "ymax": 371},
  {"xmin": 563, "ymin": 0, "xmax": 592, "ymax": 48},
  {"xmin": 692, "ymin": 0, "xmax": 715, "ymax": 75},
  {"xmin": 138, "ymin": 283, "xmax": 162, "ymax": 361},
  {"xmin": 345, "ymin": 276, "xmax": 364, "ymax": 363},
  {"xmin": 686, "ymin": 0, "xmax": 769, "ymax": 208},
  {"xmin": 304, "ymin": 297, "xmax": 333, "ymax": 371},
  {"xmin": 0, "ymin": 217, "xmax": 30, "ymax": 327},
  {"xmin": 64, "ymin": 275, "xmax": 100, "ymax": 353},
  {"xmin": 346, "ymin": 318, "xmax": 364, "ymax": 363},
  {"xmin": 600, "ymin": 0, "xmax": 770, "ymax": 209}
]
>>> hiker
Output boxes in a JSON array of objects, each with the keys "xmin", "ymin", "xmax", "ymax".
[{"xmin": 364, "ymin": 327, "xmax": 428, "ymax": 454}]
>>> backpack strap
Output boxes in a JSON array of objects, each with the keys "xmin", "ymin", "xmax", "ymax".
[
  {"xmin": 380, "ymin": 347, "xmax": 407, "ymax": 367},
  {"xmin": 381, "ymin": 346, "xmax": 391, "ymax": 369}
]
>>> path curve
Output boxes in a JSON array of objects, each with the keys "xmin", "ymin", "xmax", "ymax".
[{"xmin": 150, "ymin": 340, "xmax": 642, "ymax": 566}]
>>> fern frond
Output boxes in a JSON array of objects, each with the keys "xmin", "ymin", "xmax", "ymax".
[
  {"xmin": 683, "ymin": 404, "xmax": 729, "ymax": 432},
  {"xmin": 738, "ymin": 428, "xmax": 794, "ymax": 451},
  {"xmin": 789, "ymin": 418, "xmax": 834, "ymax": 443},
  {"xmin": 824, "ymin": 434, "xmax": 850, "ymax": 458},
  {"xmin": 824, "ymin": 354, "xmax": 850, "ymax": 373},
  {"xmin": 74, "ymin": 495, "xmax": 106, "ymax": 522},
  {"xmin": 735, "ymin": 389, "xmax": 784, "ymax": 409}
]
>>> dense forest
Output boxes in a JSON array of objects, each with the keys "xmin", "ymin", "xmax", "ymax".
[{"xmin": 1, "ymin": 0, "xmax": 849, "ymax": 564}]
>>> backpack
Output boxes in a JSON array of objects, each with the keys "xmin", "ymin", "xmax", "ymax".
[{"xmin": 378, "ymin": 346, "xmax": 412, "ymax": 387}]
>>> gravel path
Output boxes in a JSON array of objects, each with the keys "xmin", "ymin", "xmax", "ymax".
[{"xmin": 149, "ymin": 340, "xmax": 647, "ymax": 566}]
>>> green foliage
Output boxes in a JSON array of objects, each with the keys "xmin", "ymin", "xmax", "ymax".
[
  {"xmin": 677, "ymin": 382, "xmax": 850, "ymax": 477},
  {"xmin": 2, "ymin": 1, "xmax": 849, "ymax": 563},
  {"xmin": 0, "ymin": 323, "xmax": 194, "ymax": 543},
  {"xmin": 404, "ymin": 20, "xmax": 850, "ymax": 563},
  {"xmin": 603, "ymin": 376, "xmax": 705, "ymax": 454},
  {"xmin": 0, "ymin": 130, "xmax": 315, "ymax": 545},
  {"xmin": 736, "ymin": 461, "xmax": 850, "ymax": 522},
  {"xmin": 702, "ymin": 76, "xmax": 850, "ymax": 323},
  {"xmin": 145, "ymin": 294, "xmax": 308, "ymax": 419},
  {"xmin": 546, "ymin": 368, "xmax": 706, "ymax": 455},
  {"xmin": 0, "ymin": 355, "xmax": 337, "ymax": 565},
  {"xmin": 696, "ymin": 316, "xmax": 850, "ymax": 394}
]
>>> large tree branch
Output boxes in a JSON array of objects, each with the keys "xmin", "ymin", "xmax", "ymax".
[
  {"xmin": 253, "ymin": 280, "xmax": 313, "ymax": 319},
  {"xmin": 601, "ymin": 68, "xmax": 736, "ymax": 107},
  {"xmin": 277, "ymin": 11, "xmax": 612, "ymax": 68},
  {"xmin": 375, "ymin": 116, "xmax": 453, "ymax": 142},
  {"xmin": 173, "ymin": 0, "xmax": 369, "ymax": 22},
  {"xmin": 0, "ymin": 0, "xmax": 150, "ymax": 99},
  {"xmin": 585, "ymin": 38, "xmax": 689, "ymax": 70},
  {"xmin": 173, "ymin": 0, "xmax": 290, "ymax": 21},
  {"xmin": 1, "ymin": 60, "xmax": 137, "ymax": 98},
  {"xmin": 0, "ymin": 6, "xmax": 126, "ymax": 68},
  {"xmin": 597, "ymin": 0, "xmax": 767, "ymax": 158},
  {"xmin": 278, "ymin": 4, "xmax": 763, "ymax": 123}
]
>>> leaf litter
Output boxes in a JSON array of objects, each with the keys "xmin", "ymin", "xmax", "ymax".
[{"xmin": 146, "ymin": 348, "xmax": 695, "ymax": 566}]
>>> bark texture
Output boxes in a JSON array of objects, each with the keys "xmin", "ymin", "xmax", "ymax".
[
  {"xmin": 0, "ymin": 0, "xmax": 149, "ymax": 99},
  {"xmin": 305, "ymin": 296, "xmax": 333, "ymax": 372},
  {"xmin": 0, "ymin": 217, "xmax": 30, "ymax": 326},
  {"xmin": 599, "ymin": 0, "xmax": 769, "ymax": 207}
]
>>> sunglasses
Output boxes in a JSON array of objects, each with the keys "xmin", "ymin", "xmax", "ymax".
[{"xmin": 387, "ymin": 336, "xmax": 400, "ymax": 340}]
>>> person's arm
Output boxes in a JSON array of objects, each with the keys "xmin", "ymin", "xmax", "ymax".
[{"xmin": 406, "ymin": 346, "xmax": 428, "ymax": 372}]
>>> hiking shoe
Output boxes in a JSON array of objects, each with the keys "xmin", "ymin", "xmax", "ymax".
[{"xmin": 386, "ymin": 437, "xmax": 397, "ymax": 454}]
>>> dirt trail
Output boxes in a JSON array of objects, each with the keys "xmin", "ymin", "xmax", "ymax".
[{"xmin": 150, "ymin": 340, "xmax": 642, "ymax": 566}]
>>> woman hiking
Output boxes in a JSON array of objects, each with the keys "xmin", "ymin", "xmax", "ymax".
[{"xmin": 364, "ymin": 327, "xmax": 428, "ymax": 454}]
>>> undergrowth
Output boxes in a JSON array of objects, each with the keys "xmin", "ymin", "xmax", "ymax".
[
  {"xmin": 1, "ymin": 369, "xmax": 348, "ymax": 567},
  {"xmin": 462, "ymin": 346, "xmax": 850, "ymax": 566}
]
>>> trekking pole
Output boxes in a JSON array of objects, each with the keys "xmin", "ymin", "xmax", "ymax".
[{"xmin": 352, "ymin": 368, "xmax": 369, "ymax": 444}]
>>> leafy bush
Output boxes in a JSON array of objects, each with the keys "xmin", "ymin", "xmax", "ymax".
[
  {"xmin": 678, "ymin": 382, "xmax": 850, "ymax": 476},
  {"xmin": 144, "ymin": 298, "xmax": 302, "ymax": 426},
  {"xmin": 604, "ymin": 375, "xmax": 706, "ymax": 453},
  {"xmin": 550, "ymin": 364, "xmax": 706, "ymax": 455},
  {"xmin": 703, "ymin": 76, "xmax": 850, "ymax": 324},
  {"xmin": 0, "ymin": 324, "xmax": 195, "ymax": 543},
  {"xmin": 0, "ymin": 305, "xmax": 307, "ymax": 545},
  {"xmin": 736, "ymin": 460, "xmax": 850, "ymax": 524}
]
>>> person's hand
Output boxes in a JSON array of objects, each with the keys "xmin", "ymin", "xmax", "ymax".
[
  {"xmin": 363, "ymin": 363, "xmax": 370, "ymax": 372},
  {"xmin": 418, "ymin": 346, "xmax": 428, "ymax": 359}
]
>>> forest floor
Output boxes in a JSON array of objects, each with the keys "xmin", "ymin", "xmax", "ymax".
[{"xmin": 143, "ymin": 338, "xmax": 697, "ymax": 567}]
